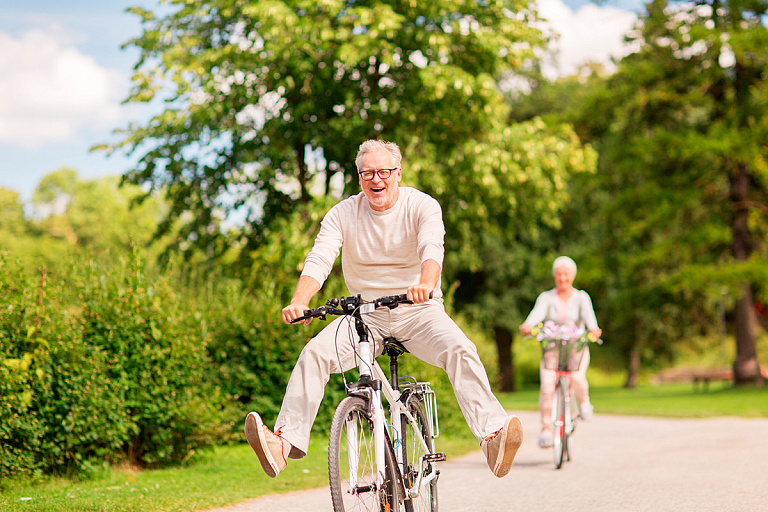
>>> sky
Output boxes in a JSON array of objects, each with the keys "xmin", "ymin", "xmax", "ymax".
[{"xmin": 0, "ymin": 0, "xmax": 643, "ymax": 203}]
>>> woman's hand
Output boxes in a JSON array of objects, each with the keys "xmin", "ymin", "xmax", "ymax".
[{"xmin": 519, "ymin": 323, "xmax": 532, "ymax": 335}]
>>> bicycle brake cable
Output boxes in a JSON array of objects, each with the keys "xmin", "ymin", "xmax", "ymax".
[{"xmin": 334, "ymin": 316, "xmax": 353, "ymax": 391}]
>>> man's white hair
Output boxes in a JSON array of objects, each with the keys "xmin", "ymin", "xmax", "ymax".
[
  {"xmin": 355, "ymin": 139, "xmax": 402, "ymax": 171},
  {"xmin": 552, "ymin": 256, "xmax": 577, "ymax": 276}
]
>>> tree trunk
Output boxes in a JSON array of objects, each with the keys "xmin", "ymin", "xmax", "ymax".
[
  {"xmin": 729, "ymin": 163, "xmax": 763, "ymax": 386},
  {"xmin": 493, "ymin": 326, "xmax": 516, "ymax": 392},
  {"xmin": 625, "ymin": 346, "xmax": 640, "ymax": 389},
  {"xmin": 295, "ymin": 139, "xmax": 309, "ymax": 202},
  {"xmin": 733, "ymin": 285, "xmax": 763, "ymax": 385}
]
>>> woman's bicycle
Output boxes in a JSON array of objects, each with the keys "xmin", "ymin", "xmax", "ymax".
[
  {"xmin": 292, "ymin": 293, "xmax": 444, "ymax": 512},
  {"xmin": 530, "ymin": 321, "xmax": 601, "ymax": 469}
]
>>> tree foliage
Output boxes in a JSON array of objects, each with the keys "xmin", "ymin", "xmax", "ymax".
[
  {"xmin": 106, "ymin": 0, "xmax": 546, "ymax": 257},
  {"xmin": 433, "ymin": 119, "xmax": 598, "ymax": 390},
  {"xmin": 511, "ymin": 0, "xmax": 768, "ymax": 385}
]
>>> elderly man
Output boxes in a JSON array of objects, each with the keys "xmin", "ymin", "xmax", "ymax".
[{"xmin": 245, "ymin": 139, "xmax": 523, "ymax": 478}]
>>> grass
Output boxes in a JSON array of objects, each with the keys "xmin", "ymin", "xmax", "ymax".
[
  {"xmin": 498, "ymin": 382, "xmax": 768, "ymax": 418},
  {"xmin": 2, "ymin": 382, "xmax": 765, "ymax": 512},
  {"xmin": 0, "ymin": 430, "xmax": 478, "ymax": 512}
]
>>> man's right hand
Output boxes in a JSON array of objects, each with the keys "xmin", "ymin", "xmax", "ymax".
[{"xmin": 282, "ymin": 303, "xmax": 312, "ymax": 325}]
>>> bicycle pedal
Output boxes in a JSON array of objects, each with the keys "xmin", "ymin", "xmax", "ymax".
[{"xmin": 424, "ymin": 453, "xmax": 446, "ymax": 462}]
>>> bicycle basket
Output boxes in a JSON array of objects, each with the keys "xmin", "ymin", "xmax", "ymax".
[{"xmin": 542, "ymin": 340, "xmax": 586, "ymax": 372}]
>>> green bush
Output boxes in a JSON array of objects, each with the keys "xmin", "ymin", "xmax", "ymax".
[
  {"xmin": 74, "ymin": 254, "xmax": 231, "ymax": 467},
  {"xmin": 200, "ymin": 275, "xmax": 350, "ymax": 437},
  {"xmin": 0, "ymin": 260, "xmax": 49, "ymax": 475},
  {"xmin": 0, "ymin": 252, "xmax": 232, "ymax": 476}
]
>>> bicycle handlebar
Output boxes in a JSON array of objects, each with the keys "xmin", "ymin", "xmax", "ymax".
[{"xmin": 290, "ymin": 293, "xmax": 432, "ymax": 324}]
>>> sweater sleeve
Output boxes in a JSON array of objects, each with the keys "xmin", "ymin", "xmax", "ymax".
[
  {"xmin": 416, "ymin": 195, "xmax": 445, "ymax": 268},
  {"xmin": 580, "ymin": 291, "xmax": 599, "ymax": 330},
  {"xmin": 299, "ymin": 205, "xmax": 344, "ymax": 287},
  {"xmin": 524, "ymin": 292, "xmax": 551, "ymax": 326}
]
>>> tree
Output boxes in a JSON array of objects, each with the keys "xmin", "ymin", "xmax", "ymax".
[
  {"xmin": 29, "ymin": 168, "xmax": 165, "ymax": 258},
  {"xmin": 103, "ymin": 0, "xmax": 608, "ymax": 391},
  {"xmin": 0, "ymin": 188, "xmax": 26, "ymax": 237},
  {"xmin": 434, "ymin": 119, "xmax": 598, "ymax": 390},
  {"xmin": 104, "ymin": 0, "xmax": 546, "ymax": 261},
  {"xmin": 614, "ymin": 0, "xmax": 767, "ymax": 385},
  {"xmin": 526, "ymin": 0, "xmax": 768, "ymax": 386}
]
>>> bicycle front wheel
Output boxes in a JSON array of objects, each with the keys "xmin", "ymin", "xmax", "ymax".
[
  {"xmin": 329, "ymin": 396, "xmax": 401, "ymax": 512},
  {"xmin": 552, "ymin": 379, "xmax": 567, "ymax": 469},
  {"xmin": 401, "ymin": 395, "xmax": 438, "ymax": 512}
]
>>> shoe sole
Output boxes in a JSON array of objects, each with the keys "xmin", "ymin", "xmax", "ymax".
[
  {"xmin": 493, "ymin": 416, "xmax": 524, "ymax": 478},
  {"xmin": 245, "ymin": 412, "xmax": 280, "ymax": 478}
]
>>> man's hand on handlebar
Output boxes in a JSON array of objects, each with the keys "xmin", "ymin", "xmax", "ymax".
[
  {"xmin": 407, "ymin": 284, "xmax": 433, "ymax": 304},
  {"xmin": 282, "ymin": 303, "xmax": 312, "ymax": 326}
]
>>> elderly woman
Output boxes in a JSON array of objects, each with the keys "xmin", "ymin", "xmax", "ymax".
[{"xmin": 519, "ymin": 256, "xmax": 602, "ymax": 449}]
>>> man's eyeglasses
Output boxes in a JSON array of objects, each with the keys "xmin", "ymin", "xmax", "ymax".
[{"xmin": 358, "ymin": 168, "xmax": 397, "ymax": 181}]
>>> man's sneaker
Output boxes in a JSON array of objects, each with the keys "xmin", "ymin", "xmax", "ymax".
[
  {"xmin": 538, "ymin": 430, "xmax": 553, "ymax": 448},
  {"xmin": 481, "ymin": 415, "xmax": 523, "ymax": 478},
  {"xmin": 580, "ymin": 402, "xmax": 594, "ymax": 421},
  {"xmin": 244, "ymin": 412, "xmax": 291, "ymax": 478}
]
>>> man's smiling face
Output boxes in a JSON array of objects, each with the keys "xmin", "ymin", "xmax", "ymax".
[{"xmin": 359, "ymin": 147, "xmax": 402, "ymax": 211}]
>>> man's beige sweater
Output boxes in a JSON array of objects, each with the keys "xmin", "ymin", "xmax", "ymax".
[{"xmin": 301, "ymin": 187, "xmax": 445, "ymax": 301}]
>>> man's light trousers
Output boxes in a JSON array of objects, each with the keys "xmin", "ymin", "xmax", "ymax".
[{"xmin": 275, "ymin": 299, "xmax": 510, "ymax": 458}]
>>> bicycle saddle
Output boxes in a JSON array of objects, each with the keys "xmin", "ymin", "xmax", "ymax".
[{"xmin": 383, "ymin": 337, "xmax": 409, "ymax": 355}]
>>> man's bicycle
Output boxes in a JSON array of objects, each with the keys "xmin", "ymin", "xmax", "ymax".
[
  {"xmin": 292, "ymin": 293, "xmax": 444, "ymax": 512},
  {"xmin": 530, "ymin": 321, "xmax": 601, "ymax": 469}
]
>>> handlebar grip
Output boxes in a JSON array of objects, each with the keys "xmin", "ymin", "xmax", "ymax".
[
  {"xmin": 289, "ymin": 310, "xmax": 313, "ymax": 324},
  {"xmin": 400, "ymin": 292, "xmax": 434, "ymax": 299},
  {"xmin": 394, "ymin": 292, "xmax": 434, "ymax": 302}
]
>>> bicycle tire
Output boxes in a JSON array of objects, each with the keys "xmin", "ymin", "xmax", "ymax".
[
  {"xmin": 552, "ymin": 379, "xmax": 567, "ymax": 469},
  {"xmin": 329, "ymin": 396, "xmax": 401, "ymax": 512},
  {"xmin": 401, "ymin": 394, "xmax": 438, "ymax": 512}
]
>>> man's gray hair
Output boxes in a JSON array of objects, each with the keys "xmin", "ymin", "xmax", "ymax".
[
  {"xmin": 552, "ymin": 256, "xmax": 577, "ymax": 276},
  {"xmin": 355, "ymin": 139, "xmax": 402, "ymax": 171}
]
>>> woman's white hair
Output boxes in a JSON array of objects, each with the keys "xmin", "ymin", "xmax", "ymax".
[
  {"xmin": 355, "ymin": 139, "xmax": 402, "ymax": 171},
  {"xmin": 552, "ymin": 256, "xmax": 577, "ymax": 276}
]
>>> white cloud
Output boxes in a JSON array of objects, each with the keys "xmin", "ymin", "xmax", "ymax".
[
  {"xmin": 537, "ymin": 0, "xmax": 638, "ymax": 79},
  {"xmin": 0, "ymin": 28, "xmax": 125, "ymax": 149}
]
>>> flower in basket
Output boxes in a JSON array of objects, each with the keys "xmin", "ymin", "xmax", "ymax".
[
  {"xmin": 530, "ymin": 321, "xmax": 560, "ymax": 351},
  {"xmin": 530, "ymin": 321, "xmax": 601, "ymax": 352}
]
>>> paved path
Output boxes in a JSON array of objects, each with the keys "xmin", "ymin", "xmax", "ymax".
[{"xmin": 206, "ymin": 410, "xmax": 768, "ymax": 512}]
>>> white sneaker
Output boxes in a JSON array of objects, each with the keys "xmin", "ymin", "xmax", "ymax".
[
  {"xmin": 244, "ymin": 412, "xmax": 291, "ymax": 478},
  {"xmin": 481, "ymin": 416, "xmax": 524, "ymax": 478},
  {"xmin": 580, "ymin": 402, "xmax": 594, "ymax": 421},
  {"xmin": 537, "ymin": 431, "xmax": 552, "ymax": 448}
]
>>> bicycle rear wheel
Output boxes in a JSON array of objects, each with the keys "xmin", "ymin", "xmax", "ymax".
[
  {"xmin": 401, "ymin": 395, "xmax": 438, "ymax": 512},
  {"xmin": 552, "ymin": 379, "xmax": 567, "ymax": 469},
  {"xmin": 329, "ymin": 396, "xmax": 401, "ymax": 512}
]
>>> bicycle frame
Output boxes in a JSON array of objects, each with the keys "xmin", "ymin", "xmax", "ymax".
[
  {"xmin": 349, "ymin": 312, "xmax": 440, "ymax": 500},
  {"xmin": 296, "ymin": 293, "xmax": 443, "ymax": 510}
]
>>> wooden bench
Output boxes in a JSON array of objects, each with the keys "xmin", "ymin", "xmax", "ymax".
[{"xmin": 652, "ymin": 367, "xmax": 734, "ymax": 391}]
